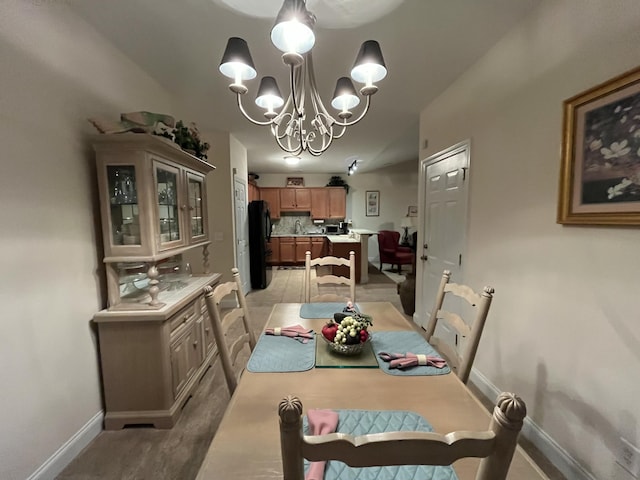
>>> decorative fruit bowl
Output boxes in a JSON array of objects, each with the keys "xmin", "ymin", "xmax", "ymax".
[
  {"xmin": 321, "ymin": 332, "xmax": 372, "ymax": 356},
  {"xmin": 320, "ymin": 312, "xmax": 373, "ymax": 356}
]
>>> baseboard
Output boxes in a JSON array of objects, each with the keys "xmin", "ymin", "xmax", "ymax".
[
  {"xmin": 27, "ymin": 410, "xmax": 103, "ymax": 480},
  {"xmin": 468, "ymin": 369, "xmax": 596, "ymax": 480}
]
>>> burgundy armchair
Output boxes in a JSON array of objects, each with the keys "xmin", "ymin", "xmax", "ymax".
[{"xmin": 377, "ymin": 230, "xmax": 415, "ymax": 273}]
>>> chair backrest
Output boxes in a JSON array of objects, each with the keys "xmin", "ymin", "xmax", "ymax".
[
  {"xmin": 304, "ymin": 251, "xmax": 356, "ymax": 303},
  {"xmin": 203, "ymin": 268, "xmax": 256, "ymax": 395},
  {"xmin": 424, "ymin": 270, "xmax": 494, "ymax": 384},
  {"xmin": 278, "ymin": 392, "xmax": 526, "ymax": 480},
  {"xmin": 377, "ymin": 230, "xmax": 401, "ymax": 254}
]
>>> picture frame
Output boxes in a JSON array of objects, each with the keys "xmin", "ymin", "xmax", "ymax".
[
  {"xmin": 366, "ymin": 190, "xmax": 380, "ymax": 216},
  {"xmin": 558, "ymin": 65, "xmax": 640, "ymax": 225},
  {"xmin": 407, "ymin": 205, "xmax": 418, "ymax": 217},
  {"xmin": 286, "ymin": 177, "xmax": 304, "ymax": 187}
]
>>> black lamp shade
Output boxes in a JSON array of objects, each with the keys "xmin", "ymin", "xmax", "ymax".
[
  {"xmin": 255, "ymin": 76, "xmax": 284, "ymax": 109},
  {"xmin": 331, "ymin": 77, "xmax": 360, "ymax": 110},
  {"xmin": 271, "ymin": 0, "xmax": 316, "ymax": 54},
  {"xmin": 219, "ymin": 37, "xmax": 257, "ymax": 80},
  {"xmin": 350, "ymin": 40, "xmax": 387, "ymax": 84}
]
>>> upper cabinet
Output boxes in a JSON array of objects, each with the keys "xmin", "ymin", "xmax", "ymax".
[
  {"xmin": 280, "ymin": 187, "xmax": 311, "ymax": 211},
  {"xmin": 260, "ymin": 188, "xmax": 281, "ymax": 219},
  {"xmin": 327, "ymin": 187, "xmax": 346, "ymax": 219},
  {"xmin": 93, "ymin": 134, "xmax": 216, "ymax": 308},
  {"xmin": 255, "ymin": 186, "xmax": 346, "ymax": 219},
  {"xmin": 310, "ymin": 188, "xmax": 329, "ymax": 219},
  {"xmin": 248, "ymin": 182, "xmax": 259, "ymax": 202}
]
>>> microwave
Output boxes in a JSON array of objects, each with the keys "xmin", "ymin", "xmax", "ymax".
[{"xmin": 325, "ymin": 225, "xmax": 339, "ymax": 234}]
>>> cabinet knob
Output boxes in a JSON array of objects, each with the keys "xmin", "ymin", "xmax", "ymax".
[
  {"xmin": 193, "ymin": 340, "xmax": 198, "ymax": 347},
  {"xmin": 180, "ymin": 205, "xmax": 188, "ymax": 211},
  {"xmin": 183, "ymin": 315, "xmax": 189, "ymax": 323},
  {"xmin": 205, "ymin": 327, "xmax": 209, "ymax": 333}
]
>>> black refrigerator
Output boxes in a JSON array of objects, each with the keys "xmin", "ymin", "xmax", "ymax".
[{"xmin": 248, "ymin": 200, "xmax": 273, "ymax": 289}]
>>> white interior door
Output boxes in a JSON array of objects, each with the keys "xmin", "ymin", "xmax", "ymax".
[
  {"xmin": 233, "ymin": 177, "xmax": 250, "ymax": 295},
  {"xmin": 415, "ymin": 141, "xmax": 469, "ymax": 336}
]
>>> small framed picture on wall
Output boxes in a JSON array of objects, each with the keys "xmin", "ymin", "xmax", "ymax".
[{"xmin": 366, "ymin": 190, "xmax": 380, "ymax": 216}]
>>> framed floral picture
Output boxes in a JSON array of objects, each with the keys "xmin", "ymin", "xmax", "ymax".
[
  {"xmin": 558, "ymin": 65, "xmax": 640, "ymax": 225},
  {"xmin": 366, "ymin": 190, "xmax": 380, "ymax": 216}
]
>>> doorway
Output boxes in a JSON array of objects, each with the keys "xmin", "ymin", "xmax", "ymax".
[
  {"xmin": 233, "ymin": 177, "xmax": 251, "ymax": 295},
  {"xmin": 415, "ymin": 141, "xmax": 470, "ymax": 332}
]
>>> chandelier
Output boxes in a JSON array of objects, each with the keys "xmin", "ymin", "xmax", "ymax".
[{"xmin": 218, "ymin": 0, "xmax": 387, "ymax": 157}]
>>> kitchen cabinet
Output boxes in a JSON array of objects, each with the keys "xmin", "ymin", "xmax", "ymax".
[
  {"xmin": 328, "ymin": 187, "xmax": 347, "ymax": 219},
  {"xmin": 279, "ymin": 237, "xmax": 296, "ymax": 263},
  {"xmin": 91, "ymin": 134, "xmax": 221, "ymax": 429},
  {"xmin": 328, "ymin": 238, "xmax": 361, "ymax": 283},
  {"xmin": 267, "ymin": 237, "xmax": 280, "ymax": 265},
  {"xmin": 248, "ymin": 182, "xmax": 259, "ymax": 202},
  {"xmin": 295, "ymin": 237, "xmax": 312, "ymax": 262},
  {"xmin": 280, "ymin": 187, "xmax": 311, "ymax": 211},
  {"xmin": 311, "ymin": 237, "xmax": 326, "ymax": 258},
  {"xmin": 260, "ymin": 187, "xmax": 280, "ymax": 219},
  {"xmin": 310, "ymin": 188, "xmax": 329, "ymax": 219}
]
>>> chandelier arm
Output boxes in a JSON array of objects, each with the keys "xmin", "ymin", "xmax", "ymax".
[
  {"xmin": 289, "ymin": 63, "xmax": 305, "ymax": 118},
  {"xmin": 331, "ymin": 123, "xmax": 348, "ymax": 139},
  {"xmin": 306, "ymin": 133, "xmax": 334, "ymax": 156},
  {"xmin": 334, "ymin": 94, "xmax": 373, "ymax": 127},
  {"xmin": 306, "ymin": 53, "xmax": 337, "ymax": 123},
  {"xmin": 274, "ymin": 132, "xmax": 303, "ymax": 156},
  {"xmin": 236, "ymin": 93, "xmax": 274, "ymax": 126}
]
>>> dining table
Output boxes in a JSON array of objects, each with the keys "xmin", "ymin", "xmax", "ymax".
[{"xmin": 195, "ymin": 302, "xmax": 549, "ymax": 480}]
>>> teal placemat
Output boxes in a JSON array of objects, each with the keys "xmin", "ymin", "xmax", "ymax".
[
  {"xmin": 303, "ymin": 409, "xmax": 458, "ymax": 480},
  {"xmin": 246, "ymin": 334, "xmax": 315, "ymax": 372},
  {"xmin": 299, "ymin": 302, "xmax": 360, "ymax": 319},
  {"xmin": 371, "ymin": 331, "xmax": 451, "ymax": 376}
]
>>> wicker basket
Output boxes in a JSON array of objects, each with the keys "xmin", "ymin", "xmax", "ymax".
[{"xmin": 322, "ymin": 333, "xmax": 372, "ymax": 356}]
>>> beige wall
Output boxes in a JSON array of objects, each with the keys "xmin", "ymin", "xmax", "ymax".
[
  {"xmin": 0, "ymin": 2, "xmax": 176, "ymax": 479},
  {"xmin": 418, "ymin": 1, "xmax": 640, "ymax": 479}
]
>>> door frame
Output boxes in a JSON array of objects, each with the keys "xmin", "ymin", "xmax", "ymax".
[
  {"xmin": 233, "ymin": 176, "xmax": 251, "ymax": 295},
  {"xmin": 414, "ymin": 139, "xmax": 471, "ymax": 327}
]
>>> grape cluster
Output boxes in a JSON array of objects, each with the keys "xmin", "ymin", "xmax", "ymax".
[{"xmin": 333, "ymin": 316, "xmax": 369, "ymax": 345}]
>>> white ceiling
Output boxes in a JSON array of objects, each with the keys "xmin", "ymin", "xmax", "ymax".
[{"xmin": 72, "ymin": 0, "xmax": 539, "ymax": 174}]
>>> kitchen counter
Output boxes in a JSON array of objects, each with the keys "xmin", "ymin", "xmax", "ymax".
[{"xmin": 325, "ymin": 234, "xmax": 360, "ymax": 243}]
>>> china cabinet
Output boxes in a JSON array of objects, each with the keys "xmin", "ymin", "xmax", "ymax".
[{"xmin": 91, "ymin": 134, "xmax": 221, "ymax": 429}]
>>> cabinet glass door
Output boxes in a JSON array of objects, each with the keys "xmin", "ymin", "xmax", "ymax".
[
  {"xmin": 156, "ymin": 164, "xmax": 182, "ymax": 245},
  {"xmin": 187, "ymin": 173, "xmax": 205, "ymax": 239},
  {"xmin": 107, "ymin": 165, "xmax": 140, "ymax": 246}
]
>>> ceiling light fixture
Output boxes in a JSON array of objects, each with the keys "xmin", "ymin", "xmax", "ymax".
[
  {"xmin": 218, "ymin": 0, "xmax": 387, "ymax": 157},
  {"xmin": 347, "ymin": 159, "xmax": 358, "ymax": 175},
  {"xmin": 284, "ymin": 155, "xmax": 300, "ymax": 166}
]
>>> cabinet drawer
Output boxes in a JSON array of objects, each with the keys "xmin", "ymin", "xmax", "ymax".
[{"xmin": 169, "ymin": 302, "xmax": 197, "ymax": 335}]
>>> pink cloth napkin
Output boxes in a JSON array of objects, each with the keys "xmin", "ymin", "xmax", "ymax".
[
  {"xmin": 305, "ymin": 409, "xmax": 339, "ymax": 480},
  {"xmin": 264, "ymin": 324, "xmax": 314, "ymax": 343},
  {"xmin": 378, "ymin": 352, "xmax": 447, "ymax": 369}
]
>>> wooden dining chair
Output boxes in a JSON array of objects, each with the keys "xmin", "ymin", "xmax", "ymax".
[
  {"xmin": 304, "ymin": 250, "xmax": 356, "ymax": 303},
  {"xmin": 278, "ymin": 392, "xmax": 527, "ymax": 480},
  {"xmin": 425, "ymin": 270, "xmax": 494, "ymax": 384},
  {"xmin": 203, "ymin": 268, "xmax": 256, "ymax": 395}
]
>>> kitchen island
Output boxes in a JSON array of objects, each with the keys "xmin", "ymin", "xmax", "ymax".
[
  {"xmin": 349, "ymin": 229, "xmax": 378, "ymax": 284},
  {"xmin": 325, "ymin": 234, "xmax": 361, "ymax": 283}
]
